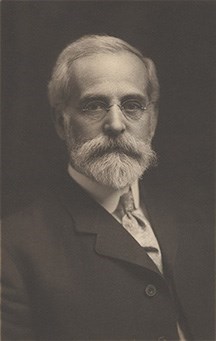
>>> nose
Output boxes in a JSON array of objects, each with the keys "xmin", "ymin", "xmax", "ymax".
[{"xmin": 103, "ymin": 105, "xmax": 126, "ymax": 137}]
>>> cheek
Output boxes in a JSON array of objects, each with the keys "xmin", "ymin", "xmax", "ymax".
[
  {"xmin": 66, "ymin": 115, "xmax": 102, "ymax": 141},
  {"xmin": 129, "ymin": 117, "xmax": 153, "ymax": 141}
]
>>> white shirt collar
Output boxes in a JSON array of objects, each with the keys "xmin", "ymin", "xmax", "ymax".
[{"xmin": 68, "ymin": 164, "xmax": 140, "ymax": 213}]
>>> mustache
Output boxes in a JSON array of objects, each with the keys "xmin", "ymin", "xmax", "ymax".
[{"xmin": 74, "ymin": 134, "xmax": 148, "ymax": 160}]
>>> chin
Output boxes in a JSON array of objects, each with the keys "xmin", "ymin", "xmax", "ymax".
[{"xmin": 72, "ymin": 153, "xmax": 149, "ymax": 189}]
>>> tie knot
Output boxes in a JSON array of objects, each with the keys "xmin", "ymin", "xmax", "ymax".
[
  {"xmin": 115, "ymin": 189, "xmax": 135, "ymax": 220},
  {"xmin": 120, "ymin": 190, "xmax": 135, "ymax": 213}
]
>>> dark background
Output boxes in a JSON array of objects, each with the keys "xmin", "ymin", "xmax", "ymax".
[{"xmin": 2, "ymin": 1, "xmax": 215, "ymax": 217}]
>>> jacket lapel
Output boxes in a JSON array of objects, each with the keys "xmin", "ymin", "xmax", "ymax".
[
  {"xmin": 140, "ymin": 178, "xmax": 179, "ymax": 275},
  {"xmin": 57, "ymin": 175, "xmax": 163, "ymax": 277},
  {"xmin": 94, "ymin": 209, "xmax": 163, "ymax": 276}
]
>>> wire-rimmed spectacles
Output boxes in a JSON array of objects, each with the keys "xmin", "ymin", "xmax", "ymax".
[{"xmin": 80, "ymin": 99, "xmax": 151, "ymax": 120}]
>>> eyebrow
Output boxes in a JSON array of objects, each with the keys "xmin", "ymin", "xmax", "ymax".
[
  {"xmin": 121, "ymin": 94, "xmax": 147, "ymax": 104},
  {"xmin": 79, "ymin": 94, "xmax": 147, "ymax": 106},
  {"xmin": 79, "ymin": 95, "xmax": 109, "ymax": 106}
]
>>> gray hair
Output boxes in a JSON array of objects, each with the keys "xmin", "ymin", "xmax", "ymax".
[{"xmin": 48, "ymin": 34, "xmax": 160, "ymax": 112}]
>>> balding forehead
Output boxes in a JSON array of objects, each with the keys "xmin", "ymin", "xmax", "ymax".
[{"xmin": 71, "ymin": 52, "xmax": 148, "ymax": 88}]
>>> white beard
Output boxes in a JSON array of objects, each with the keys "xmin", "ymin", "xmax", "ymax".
[{"xmin": 65, "ymin": 133, "xmax": 157, "ymax": 189}]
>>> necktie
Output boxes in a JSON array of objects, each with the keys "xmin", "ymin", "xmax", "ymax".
[{"xmin": 114, "ymin": 189, "xmax": 163, "ymax": 273}]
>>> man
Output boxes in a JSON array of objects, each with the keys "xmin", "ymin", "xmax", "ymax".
[{"xmin": 2, "ymin": 35, "xmax": 214, "ymax": 340}]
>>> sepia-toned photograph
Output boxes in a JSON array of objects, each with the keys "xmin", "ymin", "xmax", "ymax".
[{"xmin": 1, "ymin": 1, "xmax": 215, "ymax": 340}]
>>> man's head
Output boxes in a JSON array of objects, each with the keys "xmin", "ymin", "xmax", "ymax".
[{"xmin": 48, "ymin": 35, "xmax": 160, "ymax": 189}]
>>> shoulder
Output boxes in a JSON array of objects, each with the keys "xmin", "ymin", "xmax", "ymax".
[
  {"xmin": 2, "ymin": 184, "xmax": 74, "ymax": 256},
  {"xmin": 2, "ymin": 175, "xmax": 96, "ymax": 254},
  {"xmin": 140, "ymin": 171, "xmax": 213, "ymax": 229}
]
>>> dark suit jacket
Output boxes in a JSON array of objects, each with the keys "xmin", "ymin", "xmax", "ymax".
[{"xmin": 2, "ymin": 174, "xmax": 215, "ymax": 340}]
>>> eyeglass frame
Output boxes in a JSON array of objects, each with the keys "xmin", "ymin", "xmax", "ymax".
[{"xmin": 79, "ymin": 100, "xmax": 153, "ymax": 121}]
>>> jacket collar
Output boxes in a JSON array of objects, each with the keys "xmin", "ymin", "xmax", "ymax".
[{"xmin": 57, "ymin": 174, "xmax": 178, "ymax": 277}]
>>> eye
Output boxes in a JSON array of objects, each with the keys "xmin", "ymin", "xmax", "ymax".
[
  {"xmin": 122, "ymin": 100, "xmax": 144, "ymax": 111},
  {"xmin": 82, "ymin": 100, "xmax": 107, "ymax": 112}
]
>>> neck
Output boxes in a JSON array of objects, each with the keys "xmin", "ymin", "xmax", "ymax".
[{"xmin": 68, "ymin": 164, "xmax": 130, "ymax": 196}]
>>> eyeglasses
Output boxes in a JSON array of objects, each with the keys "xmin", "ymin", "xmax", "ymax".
[{"xmin": 80, "ymin": 99, "xmax": 151, "ymax": 120}]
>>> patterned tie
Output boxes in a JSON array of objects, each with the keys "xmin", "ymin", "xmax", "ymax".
[{"xmin": 115, "ymin": 189, "xmax": 163, "ymax": 273}]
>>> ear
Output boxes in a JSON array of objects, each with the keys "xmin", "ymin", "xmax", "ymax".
[
  {"xmin": 149, "ymin": 107, "xmax": 159, "ymax": 141},
  {"xmin": 53, "ymin": 110, "xmax": 66, "ymax": 140}
]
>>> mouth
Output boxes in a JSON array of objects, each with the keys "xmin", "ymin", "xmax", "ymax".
[{"xmin": 88, "ymin": 146, "xmax": 141, "ymax": 160}]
